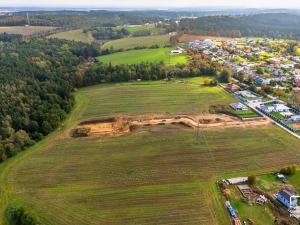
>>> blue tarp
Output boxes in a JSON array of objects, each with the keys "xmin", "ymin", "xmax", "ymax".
[{"xmin": 227, "ymin": 205, "xmax": 237, "ymax": 218}]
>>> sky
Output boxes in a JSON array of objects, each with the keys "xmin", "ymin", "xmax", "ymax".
[{"xmin": 1, "ymin": 0, "xmax": 300, "ymax": 9}]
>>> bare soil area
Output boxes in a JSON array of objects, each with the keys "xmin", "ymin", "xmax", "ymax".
[
  {"xmin": 179, "ymin": 34, "xmax": 235, "ymax": 43},
  {"xmin": 290, "ymin": 122, "xmax": 300, "ymax": 129},
  {"xmin": 71, "ymin": 114, "xmax": 269, "ymax": 138}
]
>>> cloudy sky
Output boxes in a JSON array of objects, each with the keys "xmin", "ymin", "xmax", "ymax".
[{"xmin": 1, "ymin": 0, "xmax": 300, "ymax": 9}]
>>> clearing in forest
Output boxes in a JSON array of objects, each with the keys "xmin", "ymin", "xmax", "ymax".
[
  {"xmin": 48, "ymin": 29, "xmax": 94, "ymax": 43},
  {"xmin": 0, "ymin": 26, "xmax": 55, "ymax": 35}
]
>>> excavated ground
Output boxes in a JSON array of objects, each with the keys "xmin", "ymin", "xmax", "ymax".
[{"xmin": 71, "ymin": 114, "xmax": 270, "ymax": 138}]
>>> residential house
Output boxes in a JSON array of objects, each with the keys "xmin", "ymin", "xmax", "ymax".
[
  {"xmin": 289, "ymin": 115, "xmax": 300, "ymax": 123},
  {"xmin": 277, "ymin": 189, "xmax": 298, "ymax": 209},
  {"xmin": 226, "ymin": 83, "xmax": 240, "ymax": 91},
  {"xmin": 260, "ymin": 104, "xmax": 290, "ymax": 113},
  {"xmin": 294, "ymin": 75, "xmax": 300, "ymax": 88},
  {"xmin": 230, "ymin": 103, "xmax": 248, "ymax": 111},
  {"xmin": 257, "ymin": 78, "xmax": 271, "ymax": 86}
]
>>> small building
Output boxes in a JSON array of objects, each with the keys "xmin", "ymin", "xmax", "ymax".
[
  {"xmin": 289, "ymin": 115, "xmax": 300, "ymax": 123},
  {"xmin": 257, "ymin": 78, "xmax": 271, "ymax": 86},
  {"xmin": 269, "ymin": 57, "xmax": 281, "ymax": 66},
  {"xmin": 277, "ymin": 189, "xmax": 298, "ymax": 209},
  {"xmin": 256, "ymin": 195, "xmax": 268, "ymax": 205},
  {"xmin": 294, "ymin": 76, "xmax": 300, "ymax": 88},
  {"xmin": 226, "ymin": 83, "xmax": 240, "ymax": 91},
  {"xmin": 202, "ymin": 39, "xmax": 213, "ymax": 47},
  {"xmin": 230, "ymin": 103, "xmax": 248, "ymax": 111},
  {"xmin": 277, "ymin": 173, "xmax": 288, "ymax": 183},
  {"xmin": 260, "ymin": 104, "xmax": 290, "ymax": 113},
  {"xmin": 226, "ymin": 177, "xmax": 248, "ymax": 185},
  {"xmin": 170, "ymin": 49, "xmax": 183, "ymax": 55}
]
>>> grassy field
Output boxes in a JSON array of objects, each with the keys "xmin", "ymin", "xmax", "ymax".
[
  {"xmin": 229, "ymin": 186, "xmax": 274, "ymax": 225},
  {"xmin": 98, "ymin": 48, "xmax": 187, "ymax": 65},
  {"xmin": 102, "ymin": 35, "xmax": 170, "ymax": 50},
  {"xmin": 48, "ymin": 29, "xmax": 94, "ymax": 43},
  {"xmin": 0, "ymin": 26, "xmax": 55, "ymax": 35},
  {"xmin": 115, "ymin": 24, "xmax": 160, "ymax": 35},
  {"xmin": 0, "ymin": 81, "xmax": 300, "ymax": 225}
]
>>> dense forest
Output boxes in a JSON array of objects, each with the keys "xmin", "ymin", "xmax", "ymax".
[
  {"xmin": 0, "ymin": 11, "xmax": 171, "ymax": 28},
  {"xmin": 0, "ymin": 36, "xmax": 98, "ymax": 162},
  {"xmin": 179, "ymin": 13, "xmax": 300, "ymax": 39},
  {"xmin": 84, "ymin": 27, "xmax": 130, "ymax": 40},
  {"xmin": 2, "ymin": 10, "xmax": 300, "ymax": 39},
  {"xmin": 83, "ymin": 51, "xmax": 225, "ymax": 85}
]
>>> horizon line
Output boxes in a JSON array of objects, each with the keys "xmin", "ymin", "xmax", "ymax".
[{"xmin": 1, "ymin": 6, "xmax": 300, "ymax": 11}]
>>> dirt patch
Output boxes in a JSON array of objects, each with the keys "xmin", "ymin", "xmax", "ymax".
[
  {"xmin": 290, "ymin": 122, "xmax": 300, "ymax": 129},
  {"xmin": 179, "ymin": 34, "xmax": 236, "ymax": 43},
  {"xmin": 71, "ymin": 113, "xmax": 270, "ymax": 138}
]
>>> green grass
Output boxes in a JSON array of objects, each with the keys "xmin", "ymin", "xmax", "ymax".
[
  {"xmin": 48, "ymin": 29, "xmax": 94, "ymax": 43},
  {"xmin": 102, "ymin": 35, "xmax": 170, "ymax": 50},
  {"xmin": 79, "ymin": 81, "xmax": 234, "ymax": 119},
  {"xmin": 256, "ymin": 174, "xmax": 284, "ymax": 193},
  {"xmin": 98, "ymin": 48, "xmax": 187, "ymax": 65},
  {"xmin": 230, "ymin": 109, "xmax": 259, "ymax": 118},
  {"xmin": 287, "ymin": 171, "xmax": 300, "ymax": 193},
  {"xmin": 270, "ymin": 112, "xmax": 284, "ymax": 120},
  {"xmin": 115, "ymin": 24, "xmax": 160, "ymax": 35},
  {"xmin": 0, "ymin": 26, "xmax": 55, "ymax": 35},
  {"xmin": 0, "ymin": 81, "xmax": 300, "ymax": 225},
  {"xmin": 230, "ymin": 187, "xmax": 274, "ymax": 225}
]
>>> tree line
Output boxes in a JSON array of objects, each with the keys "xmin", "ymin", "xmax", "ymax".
[
  {"xmin": 83, "ymin": 50, "xmax": 230, "ymax": 86},
  {"xmin": 0, "ymin": 37, "xmax": 99, "ymax": 162},
  {"xmin": 179, "ymin": 13, "xmax": 300, "ymax": 40}
]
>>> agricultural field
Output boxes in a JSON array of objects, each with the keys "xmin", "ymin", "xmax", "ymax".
[
  {"xmin": 115, "ymin": 24, "xmax": 160, "ymax": 35},
  {"xmin": 0, "ymin": 26, "xmax": 55, "ymax": 35},
  {"xmin": 102, "ymin": 35, "xmax": 170, "ymax": 50},
  {"xmin": 98, "ymin": 48, "xmax": 187, "ymax": 65},
  {"xmin": 0, "ymin": 81, "xmax": 300, "ymax": 225},
  {"xmin": 48, "ymin": 29, "xmax": 94, "ymax": 43}
]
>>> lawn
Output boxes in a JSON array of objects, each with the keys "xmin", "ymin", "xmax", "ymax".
[
  {"xmin": 0, "ymin": 26, "xmax": 55, "ymax": 35},
  {"xmin": 230, "ymin": 109, "xmax": 259, "ymax": 118},
  {"xmin": 256, "ymin": 174, "xmax": 284, "ymax": 193},
  {"xmin": 287, "ymin": 171, "xmax": 300, "ymax": 193},
  {"xmin": 0, "ymin": 81, "xmax": 299, "ymax": 225},
  {"xmin": 98, "ymin": 48, "xmax": 187, "ymax": 65},
  {"xmin": 229, "ymin": 186, "xmax": 274, "ymax": 225},
  {"xmin": 48, "ymin": 29, "xmax": 94, "ymax": 43},
  {"xmin": 270, "ymin": 112, "xmax": 285, "ymax": 120},
  {"xmin": 102, "ymin": 35, "xmax": 170, "ymax": 50}
]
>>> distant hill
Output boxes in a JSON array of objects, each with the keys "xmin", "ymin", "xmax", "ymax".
[{"xmin": 179, "ymin": 13, "xmax": 300, "ymax": 39}]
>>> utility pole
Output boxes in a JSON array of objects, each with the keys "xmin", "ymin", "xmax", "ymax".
[{"xmin": 26, "ymin": 12, "xmax": 30, "ymax": 26}]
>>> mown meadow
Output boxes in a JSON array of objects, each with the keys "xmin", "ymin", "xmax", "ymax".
[
  {"xmin": 0, "ymin": 81, "xmax": 299, "ymax": 225},
  {"xmin": 102, "ymin": 35, "xmax": 170, "ymax": 50},
  {"xmin": 98, "ymin": 48, "xmax": 187, "ymax": 65}
]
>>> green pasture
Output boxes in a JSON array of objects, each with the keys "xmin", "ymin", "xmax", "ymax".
[
  {"xmin": 102, "ymin": 35, "xmax": 170, "ymax": 50},
  {"xmin": 98, "ymin": 48, "xmax": 187, "ymax": 65},
  {"xmin": 48, "ymin": 29, "xmax": 94, "ymax": 43}
]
